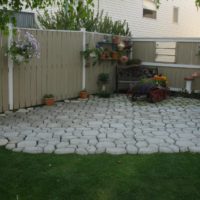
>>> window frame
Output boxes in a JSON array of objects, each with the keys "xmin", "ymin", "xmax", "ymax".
[
  {"xmin": 173, "ymin": 6, "xmax": 179, "ymax": 24},
  {"xmin": 143, "ymin": 0, "xmax": 157, "ymax": 20}
]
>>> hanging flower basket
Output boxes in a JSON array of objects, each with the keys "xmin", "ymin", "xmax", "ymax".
[{"xmin": 8, "ymin": 31, "xmax": 40, "ymax": 64}]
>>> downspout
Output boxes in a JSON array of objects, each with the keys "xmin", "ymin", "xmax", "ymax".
[{"xmin": 81, "ymin": 28, "xmax": 86, "ymax": 90}]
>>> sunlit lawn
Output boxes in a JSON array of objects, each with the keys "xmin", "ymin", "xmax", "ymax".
[{"xmin": 0, "ymin": 147, "xmax": 200, "ymax": 200}]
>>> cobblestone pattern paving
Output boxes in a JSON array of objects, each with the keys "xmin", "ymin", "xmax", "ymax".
[{"xmin": 0, "ymin": 95, "xmax": 200, "ymax": 154}]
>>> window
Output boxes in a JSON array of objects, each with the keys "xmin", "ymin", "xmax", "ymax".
[
  {"xmin": 143, "ymin": 0, "xmax": 157, "ymax": 19},
  {"xmin": 173, "ymin": 7, "xmax": 179, "ymax": 23},
  {"xmin": 155, "ymin": 42, "xmax": 176, "ymax": 63}
]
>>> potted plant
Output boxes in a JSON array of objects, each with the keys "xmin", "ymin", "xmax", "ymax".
[
  {"xmin": 79, "ymin": 89, "xmax": 89, "ymax": 99},
  {"xmin": 7, "ymin": 31, "xmax": 40, "ymax": 64},
  {"xmin": 100, "ymin": 49, "xmax": 110, "ymax": 60},
  {"xmin": 81, "ymin": 46, "xmax": 103, "ymax": 66},
  {"xmin": 98, "ymin": 73, "xmax": 110, "ymax": 92},
  {"xmin": 111, "ymin": 51, "xmax": 119, "ymax": 60},
  {"xmin": 43, "ymin": 94, "xmax": 55, "ymax": 106}
]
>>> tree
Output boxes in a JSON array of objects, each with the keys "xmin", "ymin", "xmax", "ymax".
[
  {"xmin": 0, "ymin": 0, "xmax": 54, "ymax": 32},
  {"xmin": 0, "ymin": 0, "xmax": 200, "ymax": 32},
  {"xmin": 38, "ymin": 0, "xmax": 131, "ymax": 36}
]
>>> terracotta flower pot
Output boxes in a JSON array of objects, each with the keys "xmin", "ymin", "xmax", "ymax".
[
  {"xmin": 120, "ymin": 55, "xmax": 129, "ymax": 63},
  {"xmin": 80, "ymin": 91, "xmax": 89, "ymax": 99},
  {"xmin": 111, "ymin": 52, "xmax": 119, "ymax": 60},
  {"xmin": 44, "ymin": 98, "xmax": 55, "ymax": 106}
]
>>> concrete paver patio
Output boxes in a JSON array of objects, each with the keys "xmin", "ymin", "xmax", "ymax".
[{"xmin": 0, "ymin": 95, "xmax": 200, "ymax": 154}]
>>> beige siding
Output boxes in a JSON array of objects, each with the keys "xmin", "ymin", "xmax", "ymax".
[
  {"xmin": 133, "ymin": 41, "xmax": 200, "ymax": 65},
  {"xmin": 132, "ymin": 42, "xmax": 155, "ymax": 62},
  {"xmin": 176, "ymin": 42, "xmax": 200, "ymax": 65},
  {"xmin": 12, "ymin": 29, "xmax": 83, "ymax": 109},
  {"xmin": 1, "ymin": 30, "xmax": 115, "ymax": 112},
  {"xmin": 158, "ymin": 67, "xmax": 200, "ymax": 91}
]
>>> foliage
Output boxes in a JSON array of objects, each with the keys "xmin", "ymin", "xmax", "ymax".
[
  {"xmin": 1, "ymin": 0, "xmax": 200, "ymax": 33},
  {"xmin": 38, "ymin": 1, "xmax": 132, "ymax": 36},
  {"xmin": 43, "ymin": 94, "xmax": 54, "ymax": 98},
  {"xmin": 38, "ymin": 0, "xmax": 97, "ymax": 31},
  {"xmin": 98, "ymin": 73, "xmax": 110, "ymax": 84},
  {"xmin": 7, "ymin": 31, "xmax": 40, "ymax": 64},
  {"xmin": 0, "ymin": 0, "xmax": 54, "ymax": 33},
  {"xmin": 96, "ymin": 11, "xmax": 131, "ymax": 36},
  {"xmin": 81, "ymin": 46, "xmax": 103, "ymax": 66},
  {"xmin": 153, "ymin": 74, "xmax": 167, "ymax": 87}
]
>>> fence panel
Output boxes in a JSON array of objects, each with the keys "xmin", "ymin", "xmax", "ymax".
[
  {"xmin": 133, "ymin": 39, "xmax": 200, "ymax": 91},
  {"xmin": 176, "ymin": 42, "xmax": 200, "ymax": 65},
  {"xmin": 0, "ymin": 33, "xmax": 9, "ymax": 112},
  {"xmin": 158, "ymin": 66, "xmax": 200, "ymax": 91},
  {"xmin": 85, "ymin": 33, "xmax": 116, "ymax": 94},
  {"xmin": 13, "ymin": 29, "xmax": 83, "ymax": 109},
  {"xmin": 132, "ymin": 41, "xmax": 155, "ymax": 62}
]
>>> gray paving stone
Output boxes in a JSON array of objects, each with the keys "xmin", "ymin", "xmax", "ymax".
[
  {"xmin": 37, "ymin": 132, "xmax": 53, "ymax": 139},
  {"xmin": 82, "ymin": 130, "xmax": 99, "ymax": 136},
  {"xmin": 12, "ymin": 147, "xmax": 24, "ymax": 152},
  {"xmin": 176, "ymin": 141, "xmax": 195, "ymax": 147},
  {"xmin": 106, "ymin": 147, "xmax": 126, "ymax": 155},
  {"xmin": 17, "ymin": 140, "xmax": 37, "ymax": 148},
  {"xmin": 23, "ymin": 147, "xmax": 43, "ymax": 154},
  {"xmin": 4, "ymin": 132, "xmax": 19, "ymax": 138},
  {"xmin": 0, "ymin": 95, "xmax": 200, "ymax": 155},
  {"xmin": 70, "ymin": 139, "xmax": 88, "ymax": 145},
  {"xmin": 146, "ymin": 138, "xmax": 164, "ymax": 144},
  {"xmin": 55, "ymin": 148, "xmax": 75, "ymax": 154},
  {"xmin": 6, "ymin": 143, "xmax": 16, "ymax": 150},
  {"xmin": 136, "ymin": 141, "xmax": 148, "ymax": 148},
  {"xmin": 96, "ymin": 147, "xmax": 106, "ymax": 154},
  {"xmin": 44, "ymin": 145, "xmax": 55, "ymax": 153},
  {"xmin": 56, "ymin": 142, "xmax": 70, "ymax": 148},
  {"xmin": 107, "ymin": 132, "xmax": 124, "ymax": 139},
  {"xmin": 138, "ymin": 146, "xmax": 158, "ymax": 154},
  {"xmin": 110, "ymin": 123, "xmax": 126, "ymax": 129},
  {"xmin": 0, "ymin": 138, "xmax": 8, "ymax": 146},
  {"xmin": 126, "ymin": 146, "xmax": 138, "ymax": 154},
  {"xmin": 76, "ymin": 148, "xmax": 88, "ymax": 155},
  {"xmin": 96, "ymin": 141, "xmax": 115, "ymax": 149},
  {"xmin": 86, "ymin": 146, "xmax": 96, "ymax": 154}
]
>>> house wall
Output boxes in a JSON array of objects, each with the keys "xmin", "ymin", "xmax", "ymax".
[{"xmin": 93, "ymin": 0, "xmax": 200, "ymax": 37}]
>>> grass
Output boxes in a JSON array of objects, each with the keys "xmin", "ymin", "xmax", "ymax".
[{"xmin": 0, "ymin": 147, "xmax": 200, "ymax": 200}]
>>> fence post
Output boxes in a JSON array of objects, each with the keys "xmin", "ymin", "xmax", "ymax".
[
  {"xmin": 81, "ymin": 28, "xmax": 86, "ymax": 90},
  {"xmin": 8, "ymin": 23, "xmax": 14, "ymax": 110}
]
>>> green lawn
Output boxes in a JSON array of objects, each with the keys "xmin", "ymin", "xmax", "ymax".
[{"xmin": 0, "ymin": 147, "xmax": 200, "ymax": 200}]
